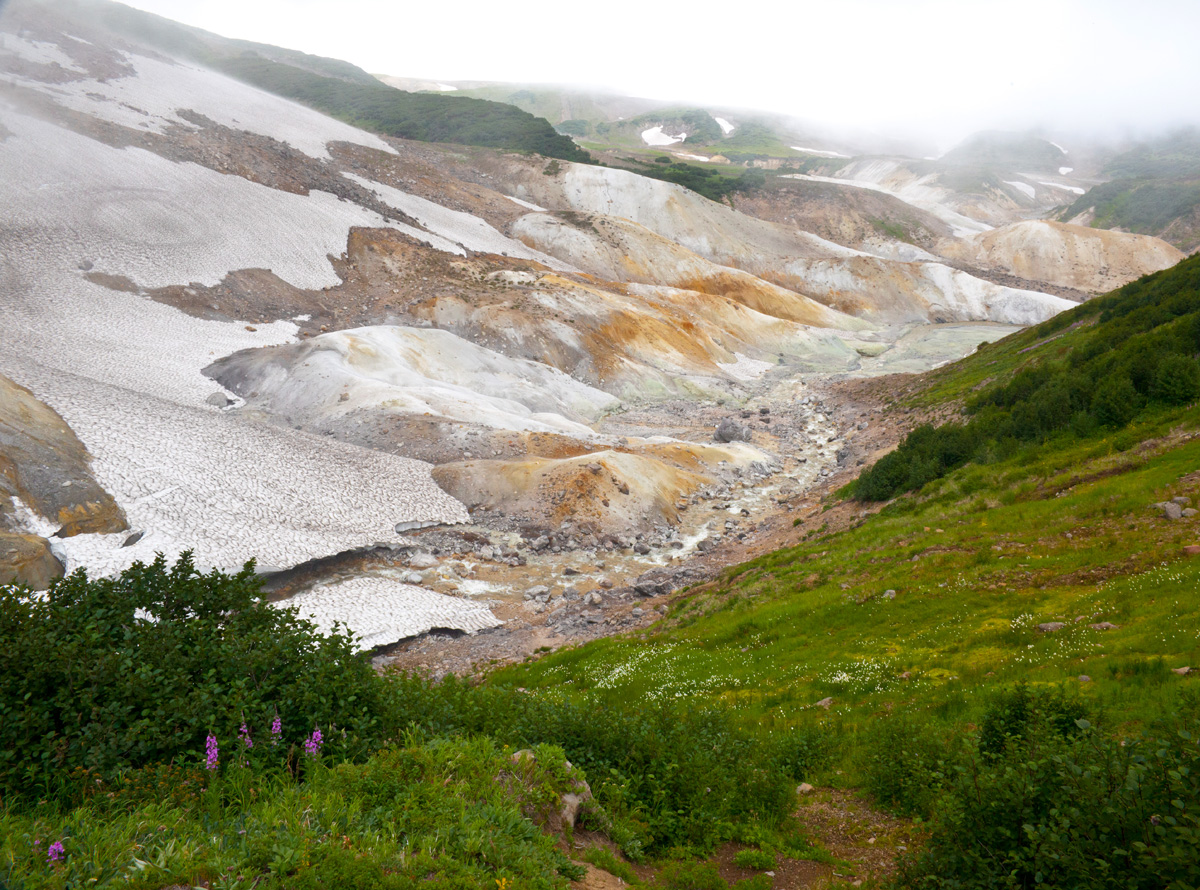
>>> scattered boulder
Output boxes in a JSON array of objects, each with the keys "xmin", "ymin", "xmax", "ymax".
[
  {"xmin": 1173, "ymin": 667, "xmax": 1192, "ymax": 676},
  {"xmin": 1185, "ymin": 509, "xmax": 1198, "ymax": 518},
  {"xmin": 408, "ymin": 552, "xmax": 439, "ymax": 569},
  {"xmin": 1078, "ymin": 675, "xmax": 1092, "ymax": 683},
  {"xmin": 205, "ymin": 391, "xmax": 232, "ymax": 408},
  {"xmin": 1090, "ymin": 622, "xmax": 1120, "ymax": 631},
  {"xmin": 1037, "ymin": 622, "xmax": 1066, "ymax": 633},
  {"xmin": 524, "ymin": 585, "xmax": 550, "ymax": 601},
  {"xmin": 882, "ymin": 589, "xmax": 896, "ymax": 600},
  {"xmin": 714, "ymin": 418, "xmax": 751, "ymax": 443},
  {"xmin": 1172, "ymin": 496, "xmax": 1192, "ymax": 507},
  {"xmin": 797, "ymin": 782, "xmax": 815, "ymax": 795},
  {"xmin": 122, "ymin": 530, "xmax": 144, "ymax": 548},
  {"xmin": 1154, "ymin": 501, "xmax": 1184, "ymax": 521},
  {"xmin": 814, "ymin": 697, "xmax": 834, "ymax": 710}
]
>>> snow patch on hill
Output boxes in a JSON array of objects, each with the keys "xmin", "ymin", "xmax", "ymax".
[
  {"xmin": 4, "ymin": 37, "xmax": 395, "ymax": 160},
  {"xmin": 642, "ymin": 126, "xmax": 685, "ymax": 146}
]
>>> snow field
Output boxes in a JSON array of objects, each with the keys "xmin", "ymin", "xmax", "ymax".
[
  {"xmin": 641, "ymin": 126, "xmax": 685, "ymax": 146},
  {"xmin": 3, "ymin": 35, "xmax": 395, "ymax": 160},
  {"xmin": 282, "ymin": 576, "xmax": 501, "ymax": 651}
]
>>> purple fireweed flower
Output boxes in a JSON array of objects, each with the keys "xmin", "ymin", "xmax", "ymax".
[
  {"xmin": 205, "ymin": 733, "xmax": 219, "ymax": 770},
  {"xmin": 270, "ymin": 714, "xmax": 282, "ymax": 746},
  {"xmin": 47, "ymin": 840, "xmax": 64, "ymax": 862},
  {"xmin": 239, "ymin": 721, "xmax": 253, "ymax": 749},
  {"xmin": 304, "ymin": 727, "xmax": 323, "ymax": 758}
]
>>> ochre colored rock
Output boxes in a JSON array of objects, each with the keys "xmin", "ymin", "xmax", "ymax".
[{"xmin": 0, "ymin": 533, "xmax": 64, "ymax": 590}]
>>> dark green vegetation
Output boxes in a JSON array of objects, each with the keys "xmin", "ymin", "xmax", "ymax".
[
  {"xmin": 1064, "ymin": 128, "xmax": 1200, "ymax": 250},
  {"xmin": 0, "ymin": 557, "xmax": 816, "ymax": 887},
  {"xmin": 852, "ymin": 254, "xmax": 1200, "ymax": 501},
  {"xmin": 65, "ymin": 0, "xmax": 588, "ymax": 160},
  {"xmin": 215, "ymin": 57, "xmax": 589, "ymax": 161},
  {"xmin": 626, "ymin": 157, "xmax": 767, "ymax": 203},
  {"xmin": 498, "ymin": 253, "xmax": 1200, "ymax": 888}
]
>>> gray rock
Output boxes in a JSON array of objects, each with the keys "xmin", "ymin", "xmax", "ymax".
[
  {"xmin": 1155, "ymin": 502, "xmax": 1184, "ymax": 521},
  {"xmin": 403, "ymin": 572, "xmax": 425, "ymax": 585},
  {"xmin": 633, "ymin": 542, "xmax": 651, "ymax": 555},
  {"xmin": 814, "ymin": 697, "xmax": 834, "ymax": 710},
  {"xmin": 524, "ymin": 585, "xmax": 550, "ymax": 601},
  {"xmin": 408, "ymin": 552, "xmax": 439, "ymax": 569},
  {"xmin": 631, "ymin": 607, "xmax": 644, "ymax": 618},
  {"xmin": 121, "ymin": 530, "xmax": 144, "ymax": 548},
  {"xmin": 1037, "ymin": 622, "xmax": 1066, "ymax": 633},
  {"xmin": 798, "ymin": 782, "xmax": 815, "ymax": 794},
  {"xmin": 714, "ymin": 418, "xmax": 751, "ymax": 443},
  {"xmin": 599, "ymin": 578, "xmax": 614, "ymax": 590},
  {"xmin": 1090, "ymin": 622, "xmax": 1119, "ymax": 631},
  {"xmin": 1185, "ymin": 509, "xmax": 1198, "ymax": 518},
  {"xmin": 205, "ymin": 391, "xmax": 231, "ymax": 408},
  {"xmin": 882, "ymin": 589, "xmax": 896, "ymax": 600},
  {"xmin": 1172, "ymin": 496, "xmax": 1192, "ymax": 507},
  {"xmin": 1078, "ymin": 675, "xmax": 1092, "ymax": 683},
  {"xmin": 1173, "ymin": 666, "xmax": 1192, "ymax": 676}
]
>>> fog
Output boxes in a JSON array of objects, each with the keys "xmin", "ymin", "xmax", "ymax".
[{"xmin": 84, "ymin": 0, "xmax": 1200, "ymax": 151}]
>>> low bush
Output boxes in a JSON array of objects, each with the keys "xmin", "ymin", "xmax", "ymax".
[{"xmin": 897, "ymin": 714, "xmax": 1200, "ymax": 889}]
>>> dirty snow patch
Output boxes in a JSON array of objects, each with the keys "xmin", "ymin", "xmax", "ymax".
[
  {"xmin": 282, "ymin": 577, "xmax": 500, "ymax": 651},
  {"xmin": 717, "ymin": 353, "xmax": 775, "ymax": 381},
  {"xmin": 344, "ymin": 172, "xmax": 576, "ymax": 271},
  {"xmin": 505, "ymin": 194, "xmax": 546, "ymax": 211},
  {"xmin": 6, "ymin": 47, "xmax": 395, "ymax": 161},
  {"xmin": 642, "ymin": 126, "xmax": 685, "ymax": 146}
]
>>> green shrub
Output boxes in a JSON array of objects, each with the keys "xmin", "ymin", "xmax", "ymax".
[
  {"xmin": 896, "ymin": 715, "xmax": 1200, "ymax": 889},
  {"xmin": 860, "ymin": 717, "xmax": 958, "ymax": 818},
  {"xmin": 1151, "ymin": 353, "xmax": 1200, "ymax": 404},
  {"xmin": 655, "ymin": 861, "xmax": 728, "ymax": 890},
  {"xmin": 0, "ymin": 553, "xmax": 383, "ymax": 795},
  {"xmin": 977, "ymin": 683, "xmax": 1090, "ymax": 760},
  {"xmin": 732, "ymin": 848, "xmax": 776, "ymax": 870}
]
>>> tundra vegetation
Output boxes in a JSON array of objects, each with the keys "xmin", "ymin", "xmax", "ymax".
[{"xmin": 4, "ymin": 266, "xmax": 1200, "ymax": 887}]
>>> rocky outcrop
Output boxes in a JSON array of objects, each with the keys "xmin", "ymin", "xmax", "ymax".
[
  {"xmin": 0, "ymin": 374, "xmax": 126, "ymax": 538},
  {"xmin": 0, "ymin": 532, "xmax": 64, "ymax": 589},
  {"xmin": 941, "ymin": 221, "xmax": 1185, "ymax": 294}
]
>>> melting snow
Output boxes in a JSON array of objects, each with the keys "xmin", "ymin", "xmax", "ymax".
[
  {"xmin": 1059, "ymin": 166, "xmax": 1074, "ymax": 175},
  {"xmin": 716, "ymin": 353, "xmax": 775, "ymax": 381},
  {"xmin": 676, "ymin": 153, "xmax": 711, "ymax": 162},
  {"xmin": 0, "ymin": 106, "xmax": 469, "ymax": 582},
  {"xmin": 791, "ymin": 146, "xmax": 849, "ymax": 158},
  {"xmin": 1004, "ymin": 180, "xmax": 1037, "ymax": 199},
  {"xmin": 282, "ymin": 577, "xmax": 500, "ymax": 651},
  {"xmin": 1050, "ymin": 141, "xmax": 1069, "ymax": 155},
  {"xmin": 715, "ymin": 117, "xmax": 736, "ymax": 135},
  {"xmin": 1038, "ymin": 181, "xmax": 1086, "ymax": 195},
  {"xmin": 343, "ymin": 172, "xmax": 575, "ymax": 270},
  {"xmin": 641, "ymin": 126, "xmax": 685, "ymax": 146},
  {"xmin": 5, "ymin": 41, "xmax": 395, "ymax": 161},
  {"xmin": 504, "ymin": 194, "xmax": 546, "ymax": 211}
]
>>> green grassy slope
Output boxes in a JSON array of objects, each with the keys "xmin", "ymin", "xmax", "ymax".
[{"xmin": 497, "ymin": 256, "xmax": 1200, "ymax": 733}]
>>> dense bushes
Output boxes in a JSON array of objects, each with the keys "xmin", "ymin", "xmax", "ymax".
[
  {"xmin": 897, "ymin": 708, "xmax": 1200, "ymax": 889},
  {"xmin": 0, "ymin": 553, "xmax": 384, "ymax": 794},
  {"xmin": 853, "ymin": 254, "xmax": 1200, "ymax": 501},
  {"xmin": 1, "ymin": 557, "xmax": 795, "ymax": 855}
]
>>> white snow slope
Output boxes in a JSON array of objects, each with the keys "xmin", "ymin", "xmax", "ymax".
[{"xmin": 0, "ymin": 102, "xmax": 483, "ymax": 638}]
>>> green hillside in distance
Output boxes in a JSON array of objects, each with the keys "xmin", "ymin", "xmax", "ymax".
[{"xmin": 1063, "ymin": 128, "xmax": 1200, "ymax": 251}]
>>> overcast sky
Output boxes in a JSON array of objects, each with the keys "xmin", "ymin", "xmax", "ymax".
[{"xmin": 115, "ymin": 0, "xmax": 1200, "ymax": 149}]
